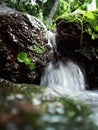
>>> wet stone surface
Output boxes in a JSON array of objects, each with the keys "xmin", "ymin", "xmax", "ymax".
[
  {"xmin": 0, "ymin": 2, "xmax": 49, "ymax": 84},
  {"xmin": 56, "ymin": 11, "xmax": 98, "ymax": 90},
  {"xmin": 0, "ymin": 78, "xmax": 98, "ymax": 130}
]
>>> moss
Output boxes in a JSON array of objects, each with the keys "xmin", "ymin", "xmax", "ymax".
[
  {"xmin": 56, "ymin": 10, "xmax": 98, "ymax": 40},
  {"xmin": 0, "ymin": 78, "xmax": 97, "ymax": 130}
]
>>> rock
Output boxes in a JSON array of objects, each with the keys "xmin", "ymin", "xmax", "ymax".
[
  {"xmin": 0, "ymin": 78, "xmax": 98, "ymax": 130},
  {"xmin": 0, "ymin": 1, "xmax": 17, "ymax": 13},
  {"xmin": 56, "ymin": 10, "xmax": 98, "ymax": 90},
  {"xmin": 0, "ymin": 2, "xmax": 49, "ymax": 84}
]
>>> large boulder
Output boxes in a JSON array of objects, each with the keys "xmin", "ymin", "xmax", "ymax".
[
  {"xmin": 0, "ymin": 2, "xmax": 49, "ymax": 84},
  {"xmin": 56, "ymin": 10, "xmax": 98, "ymax": 90}
]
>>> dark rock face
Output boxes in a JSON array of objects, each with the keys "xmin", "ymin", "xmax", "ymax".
[
  {"xmin": 0, "ymin": 3, "xmax": 49, "ymax": 84},
  {"xmin": 56, "ymin": 14, "xmax": 98, "ymax": 90}
]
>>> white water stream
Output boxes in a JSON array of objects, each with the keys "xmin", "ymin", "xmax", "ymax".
[
  {"xmin": 41, "ymin": 60, "xmax": 85, "ymax": 91},
  {"xmin": 40, "ymin": 31, "xmax": 98, "ymax": 125}
]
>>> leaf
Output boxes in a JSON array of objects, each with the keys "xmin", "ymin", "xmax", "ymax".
[
  {"xmin": 96, "ymin": 0, "xmax": 98, "ymax": 9},
  {"xmin": 24, "ymin": 58, "xmax": 31, "ymax": 65},
  {"xmin": 35, "ymin": 46, "xmax": 45, "ymax": 54},
  {"xmin": 17, "ymin": 52, "xmax": 27, "ymax": 63},
  {"xmin": 28, "ymin": 63, "xmax": 36, "ymax": 70},
  {"xmin": 85, "ymin": 12, "xmax": 95, "ymax": 19},
  {"xmin": 95, "ymin": 26, "xmax": 98, "ymax": 31},
  {"xmin": 85, "ymin": 0, "xmax": 92, "ymax": 4},
  {"xmin": 36, "ymin": 47, "xmax": 44, "ymax": 54}
]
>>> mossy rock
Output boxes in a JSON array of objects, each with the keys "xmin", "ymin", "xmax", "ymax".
[
  {"xmin": 0, "ymin": 2, "xmax": 49, "ymax": 84},
  {"xmin": 0, "ymin": 78, "xmax": 97, "ymax": 130},
  {"xmin": 56, "ymin": 10, "xmax": 98, "ymax": 90},
  {"xmin": 56, "ymin": 10, "xmax": 98, "ymax": 41}
]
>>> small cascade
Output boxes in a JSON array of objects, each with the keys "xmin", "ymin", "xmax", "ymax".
[
  {"xmin": 40, "ymin": 60, "xmax": 98, "ymax": 112},
  {"xmin": 41, "ymin": 31, "xmax": 86, "ymax": 94},
  {"xmin": 41, "ymin": 60, "xmax": 85, "ymax": 93},
  {"xmin": 40, "ymin": 31, "xmax": 98, "ymax": 111}
]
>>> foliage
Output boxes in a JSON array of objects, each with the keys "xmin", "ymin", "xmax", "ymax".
[
  {"xmin": 17, "ymin": 52, "xmax": 35, "ymax": 70},
  {"xmin": 53, "ymin": 0, "xmax": 69, "ymax": 21},
  {"xmin": 3, "ymin": 0, "xmax": 98, "ymax": 29},
  {"xmin": 53, "ymin": 0, "xmax": 97, "ymax": 25},
  {"xmin": 67, "ymin": 0, "xmax": 92, "ymax": 12},
  {"xmin": 96, "ymin": 0, "xmax": 98, "ymax": 8},
  {"xmin": 33, "ymin": 45, "xmax": 46, "ymax": 55},
  {"xmin": 84, "ymin": 11, "xmax": 98, "ymax": 39},
  {"xmin": 2, "ymin": 0, "xmax": 55, "ymax": 22},
  {"xmin": 57, "ymin": 10, "xmax": 98, "ymax": 45},
  {"xmin": 3, "ymin": 0, "xmax": 47, "ymax": 20},
  {"xmin": 43, "ymin": 0, "xmax": 55, "ymax": 18}
]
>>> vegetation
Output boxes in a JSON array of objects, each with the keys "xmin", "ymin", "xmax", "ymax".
[
  {"xmin": 2, "ymin": 0, "xmax": 98, "ymax": 27},
  {"xmin": 0, "ymin": 0, "xmax": 98, "ymax": 129},
  {"xmin": 17, "ymin": 52, "xmax": 36, "ymax": 70},
  {"xmin": 57, "ymin": 10, "xmax": 98, "ymax": 46},
  {"xmin": 2, "ymin": 0, "xmax": 98, "ymax": 41}
]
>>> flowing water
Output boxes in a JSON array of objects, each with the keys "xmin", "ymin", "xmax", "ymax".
[
  {"xmin": 41, "ymin": 60, "xmax": 86, "ymax": 93},
  {"xmin": 41, "ymin": 60, "xmax": 98, "ymax": 126},
  {"xmin": 40, "ymin": 31, "xmax": 98, "ymax": 115}
]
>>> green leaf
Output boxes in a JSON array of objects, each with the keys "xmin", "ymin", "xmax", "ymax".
[
  {"xmin": 24, "ymin": 58, "xmax": 31, "ymax": 65},
  {"xmin": 85, "ymin": 12, "xmax": 95, "ymax": 19},
  {"xmin": 17, "ymin": 52, "xmax": 27, "ymax": 63},
  {"xmin": 96, "ymin": 0, "xmax": 98, "ymax": 9},
  {"xmin": 95, "ymin": 26, "xmax": 98, "ymax": 31},
  {"xmin": 34, "ymin": 45, "xmax": 45, "ymax": 55},
  {"xmin": 28, "ymin": 63, "xmax": 35, "ymax": 70},
  {"xmin": 36, "ymin": 47, "xmax": 44, "ymax": 54},
  {"xmin": 85, "ymin": 0, "xmax": 92, "ymax": 4}
]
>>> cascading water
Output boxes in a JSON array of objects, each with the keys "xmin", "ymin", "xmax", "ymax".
[
  {"xmin": 41, "ymin": 55, "xmax": 98, "ymax": 126},
  {"xmin": 41, "ymin": 60, "xmax": 85, "ymax": 92},
  {"xmin": 41, "ymin": 57, "xmax": 98, "ymax": 111},
  {"xmin": 41, "ymin": 31, "xmax": 86, "ymax": 95},
  {"xmin": 40, "ymin": 31, "xmax": 98, "ymax": 110}
]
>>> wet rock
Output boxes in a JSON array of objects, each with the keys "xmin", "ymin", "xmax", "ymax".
[
  {"xmin": 0, "ymin": 1, "xmax": 17, "ymax": 13},
  {"xmin": 56, "ymin": 10, "xmax": 98, "ymax": 90},
  {"xmin": 0, "ymin": 78, "xmax": 97, "ymax": 130},
  {"xmin": 0, "ymin": 2, "xmax": 49, "ymax": 84}
]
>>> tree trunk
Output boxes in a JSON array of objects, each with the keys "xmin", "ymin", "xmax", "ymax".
[{"xmin": 47, "ymin": 0, "xmax": 60, "ymax": 24}]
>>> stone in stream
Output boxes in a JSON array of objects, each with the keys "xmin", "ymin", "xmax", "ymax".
[{"xmin": 0, "ymin": 78, "xmax": 98, "ymax": 130}]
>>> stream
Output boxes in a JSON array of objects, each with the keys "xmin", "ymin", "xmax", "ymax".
[
  {"xmin": 0, "ymin": 2, "xmax": 98, "ymax": 129},
  {"xmin": 40, "ymin": 31, "xmax": 98, "ymax": 126}
]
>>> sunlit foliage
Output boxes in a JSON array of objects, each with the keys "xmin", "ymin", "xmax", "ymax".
[{"xmin": 3, "ymin": 0, "xmax": 98, "ymax": 27}]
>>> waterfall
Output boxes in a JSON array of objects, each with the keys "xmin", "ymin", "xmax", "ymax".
[
  {"xmin": 41, "ymin": 60, "xmax": 85, "ymax": 91},
  {"xmin": 40, "ymin": 30, "xmax": 86, "ymax": 96},
  {"xmin": 40, "ymin": 59, "xmax": 98, "ymax": 110},
  {"xmin": 40, "ymin": 60, "xmax": 98, "ymax": 114},
  {"xmin": 40, "ymin": 31, "xmax": 98, "ymax": 111}
]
